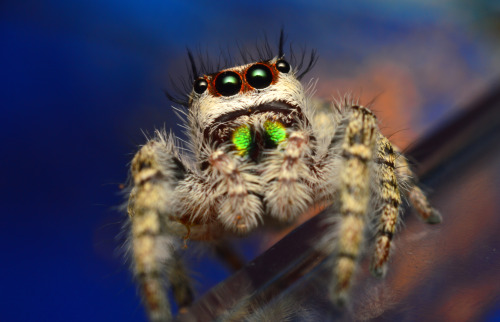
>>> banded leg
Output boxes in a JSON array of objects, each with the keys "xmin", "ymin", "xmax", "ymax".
[
  {"xmin": 263, "ymin": 130, "xmax": 313, "ymax": 222},
  {"xmin": 333, "ymin": 106, "xmax": 377, "ymax": 304},
  {"xmin": 209, "ymin": 149, "xmax": 262, "ymax": 234},
  {"xmin": 370, "ymin": 135, "xmax": 402, "ymax": 276},
  {"xmin": 128, "ymin": 136, "xmax": 189, "ymax": 321},
  {"xmin": 395, "ymin": 153, "xmax": 442, "ymax": 224}
]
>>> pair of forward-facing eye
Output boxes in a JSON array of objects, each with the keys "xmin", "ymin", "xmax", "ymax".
[{"xmin": 193, "ymin": 59, "xmax": 291, "ymax": 96}]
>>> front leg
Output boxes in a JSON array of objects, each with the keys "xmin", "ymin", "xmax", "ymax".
[
  {"xmin": 176, "ymin": 145, "xmax": 263, "ymax": 235},
  {"xmin": 262, "ymin": 130, "xmax": 313, "ymax": 222},
  {"xmin": 209, "ymin": 149, "xmax": 263, "ymax": 234},
  {"xmin": 127, "ymin": 133, "xmax": 190, "ymax": 321}
]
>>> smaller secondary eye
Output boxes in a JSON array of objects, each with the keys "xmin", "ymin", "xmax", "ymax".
[
  {"xmin": 276, "ymin": 59, "xmax": 290, "ymax": 73},
  {"xmin": 215, "ymin": 71, "xmax": 242, "ymax": 96},
  {"xmin": 246, "ymin": 64, "xmax": 273, "ymax": 89},
  {"xmin": 193, "ymin": 78, "xmax": 208, "ymax": 94}
]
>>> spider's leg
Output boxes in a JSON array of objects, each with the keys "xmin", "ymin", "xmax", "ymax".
[
  {"xmin": 369, "ymin": 135, "xmax": 402, "ymax": 277},
  {"xmin": 208, "ymin": 148, "xmax": 262, "ymax": 234},
  {"xmin": 213, "ymin": 240, "xmax": 246, "ymax": 271},
  {"xmin": 395, "ymin": 153, "xmax": 442, "ymax": 224},
  {"xmin": 127, "ymin": 133, "xmax": 191, "ymax": 321},
  {"xmin": 262, "ymin": 130, "xmax": 313, "ymax": 222},
  {"xmin": 333, "ymin": 105, "xmax": 377, "ymax": 304},
  {"xmin": 169, "ymin": 250, "xmax": 194, "ymax": 311}
]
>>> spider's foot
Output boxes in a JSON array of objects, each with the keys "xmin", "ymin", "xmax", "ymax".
[
  {"xmin": 426, "ymin": 209, "xmax": 442, "ymax": 224},
  {"xmin": 331, "ymin": 288, "xmax": 349, "ymax": 308},
  {"xmin": 370, "ymin": 262, "xmax": 387, "ymax": 278}
]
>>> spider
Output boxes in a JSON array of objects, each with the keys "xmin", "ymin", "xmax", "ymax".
[{"xmin": 125, "ymin": 32, "xmax": 442, "ymax": 321}]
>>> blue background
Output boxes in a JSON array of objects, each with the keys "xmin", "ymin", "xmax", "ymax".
[{"xmin": 1, "ymin": 1, "xmax": 499, "ymax": 321}]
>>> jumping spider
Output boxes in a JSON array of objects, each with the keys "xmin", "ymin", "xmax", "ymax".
[{"xmin": 126, "ymin": 33, "xmax": 442, "ymax": 321}]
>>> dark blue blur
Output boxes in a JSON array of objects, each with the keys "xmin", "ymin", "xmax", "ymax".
[{"xmin": 1, "ymin": 1, "xmax": 499, "ymax": 321}]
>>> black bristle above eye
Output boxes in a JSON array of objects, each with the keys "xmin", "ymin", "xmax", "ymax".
[
  {"xmin": 187, "ymin": 49, "xmax": 198, "ymax": 80},
  {"xmin": 165, "ymin": 30, "xmax": 317, "ymax": 107},
  {"xmin": 278, "ymin": 28, "xmax": 285, "ymax": 58},
  {"xmin": 164, "ymin": 89, "xmax": 189, "ymax": 107},
  {"xmin": 296, "ymin": 49, "xmax": 318, "ymax": 80}
]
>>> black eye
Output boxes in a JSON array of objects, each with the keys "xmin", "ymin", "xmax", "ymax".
[
  {"xmin": 246, "ymin": 64, "xmax": 273, "ymax": 89},
  {"xmin": 193, "ymin": 78, "xmax": 208, "ymax": 94},
  {"xmin": 215, "ymin": 71, "xmax": 242, "ymax": 96},
  {"xmin": 276, "ymin": 59, "xmax": 290, "ymax": 73}
]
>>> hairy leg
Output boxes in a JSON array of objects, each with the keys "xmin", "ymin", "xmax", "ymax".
[
  {"xmin": 127, "ymin": 133, "xmax": 190, "ymax": 321},
  {"xmin": 209, "ymin": 149, "xmax": 263, "ymax": 234},
  {"xmin": 370, "ymin": 135, "xmax": 402, "ymax": 277},
  {"xmin": 169, "ymin": 250, "xmax": 194, "ymax": 311},
  {"xmin": 333, "ymin": 105, "xmax": 377, "ymax": 304},
  {"xmin": 262, "ymin": 130, "xmax": 313, "ymax": 222},
  {"xmin": 395, "ymin": 152, "xmax": 442, "ymax": 224}
]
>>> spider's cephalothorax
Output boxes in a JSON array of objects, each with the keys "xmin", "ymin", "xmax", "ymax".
[{"xmin": 126, "ymin": 34, "xmax": 441, "ymax": 321}]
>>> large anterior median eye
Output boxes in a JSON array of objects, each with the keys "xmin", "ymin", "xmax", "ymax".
[
  {"xmin": 215, "ymin": 71, "xmax": 242, "ymax": 96},
  {"xmin": 246, "ymin": 64, "xmax": 273, "ymax": 89}
]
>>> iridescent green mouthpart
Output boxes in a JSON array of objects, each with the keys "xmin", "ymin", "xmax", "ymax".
[
  {"xmin": 232, "ymin": 125, "xmax": 252, "ymax": 154},
  {"xmin": 264, "ymin": 120, "xmax": 287, "ymax": 144}
]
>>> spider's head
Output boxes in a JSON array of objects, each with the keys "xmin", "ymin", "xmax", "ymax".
[{"xmin": 187, "ymin": 57, "xmax": 309, "ymax": 156}]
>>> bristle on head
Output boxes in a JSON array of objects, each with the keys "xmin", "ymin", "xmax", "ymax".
[{"xmin": 165, "ymin": 31, "xmax": 318, "ymax": 107}]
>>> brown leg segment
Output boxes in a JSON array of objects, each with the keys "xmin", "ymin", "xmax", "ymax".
[{"xmin": 370, "ymin": 135, "xmax": 402, "ymax": 277}]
